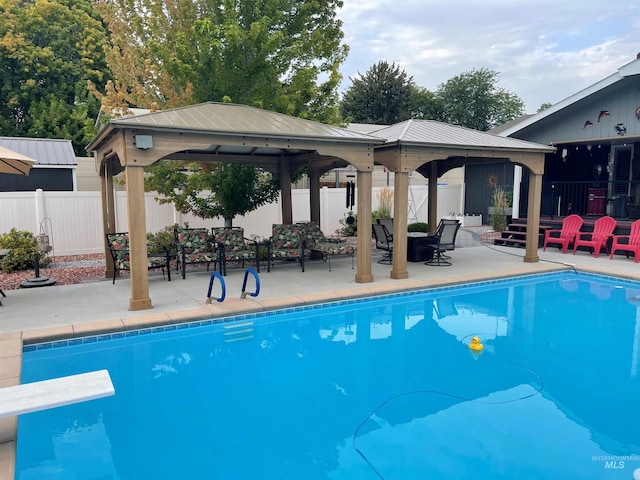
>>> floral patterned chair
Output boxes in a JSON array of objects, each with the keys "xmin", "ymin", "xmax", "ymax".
[
  {"xmin": 174, "ymin": 227, "xmax": 219, "ymax": 279},
  {"xmin": 106, "ymin": 232, "xmax": 171, "ymax": 284},
  {"xmin": 211, "ymin": 226, "xmax": 259, "ymax": 275},
  {"xmin": 301, "ymin": 222, "xmax": 355, "ymax": 271},
  {"xmin": 267, "ymin": 223, "xmax": 306, "ymax": 272}
]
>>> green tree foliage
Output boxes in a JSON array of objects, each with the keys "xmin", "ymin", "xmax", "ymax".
[
  {"xmin": 0, "ymin": 0, "xmax": 111, "ymax": 154},
  {"xmin": 340, "ymin": 61, "xmax": 415, "ymax": 124},
  {"xmin": 409, "ymin": 85, "xmax": 442, "ymax": 120},
  {"xmin": 96, "ymin": 0, "xmax": 347, "ymax": 223},
  {"xmin": 537, "ymin": 102, "xmax": 553, "ymax": 112},
  {"xmin": 435, "ymin": 68, "xmax": 524, "ymax": 131},
  {"xmin": 144, "ymin": 161, "xmax": 280, "ymax": 225},
  {"xmin": 95, "ymin": 0, "xmax": 347, "ymax": 123}
]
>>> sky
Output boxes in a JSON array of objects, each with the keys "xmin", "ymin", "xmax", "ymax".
[{"xmin": 336, "ymin": 1, "xmax": 640, "ymax": 114}]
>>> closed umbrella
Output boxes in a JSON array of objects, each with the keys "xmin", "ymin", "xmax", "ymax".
[{"xmin": 0, "ymin": 145, "xmax": 36, "ymax": 175}]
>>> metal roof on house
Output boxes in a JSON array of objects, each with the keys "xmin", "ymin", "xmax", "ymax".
[
  {"xmin": 370, "ymin": 119, "xmax": 555, "ymax": 153},
  {"xmin": 109, "ymin": 102, "xmax": 386, "ymax": 144},
  {"xmin": 0, "ymin": 137, "xmax": 76, "ymax": 166}
]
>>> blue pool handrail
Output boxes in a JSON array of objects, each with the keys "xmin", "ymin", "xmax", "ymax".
[
  {"xmin": 206, "ymin": 271, "xmax": 226, "ymax": 303},
  {"xmin": 240, "ymin": 268, "xmax": 260, "ymax": 299}
]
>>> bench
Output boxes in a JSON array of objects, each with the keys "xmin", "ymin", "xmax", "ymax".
[{"xmin": 106, "ymin": 232, "xmax": 172, "ymax": 284}]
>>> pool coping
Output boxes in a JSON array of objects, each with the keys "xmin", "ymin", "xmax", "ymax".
[{"xmin": 2, "ymin": 261, "xmax": 639, "ymax": 479}]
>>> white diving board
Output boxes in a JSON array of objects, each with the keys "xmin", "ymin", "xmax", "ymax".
[{"xmin": 0, "ymin": 370, "xmax": 115, "ymax": 418}]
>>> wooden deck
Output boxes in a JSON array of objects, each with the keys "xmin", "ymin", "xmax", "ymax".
[{"xmin": 493, "ymin": 216, "xmax": 637, "ymax": 249}]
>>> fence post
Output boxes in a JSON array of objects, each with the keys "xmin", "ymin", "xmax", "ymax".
[{"xmin": 35, "ymin": 188, "xmax": 45, "ymax": 233}]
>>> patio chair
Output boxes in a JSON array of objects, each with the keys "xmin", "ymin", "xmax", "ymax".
[
  {"xmin": 267, "ymin": 223, "xmax": 306, "ymax": 272},
  {"xmin": 573, "ymin": 215, "xmax": 616, "ymax": 258},
  {"xmin": 372, "ymin": 223, "xmax": 393, "ymax": 264},
  {"xmin": 424, "ymin": 219, "xmax": 461, "ymax": 266},
  {"xmin": 543, "ymin": 214, "xmax": 584, "ymax": 254},
  {"xmin": 610, "ymin": 219, "xmax": 640, "ymax": 262},
  {"xmin": 174, "ymin": 227, "xmax": 219, "ymax": 279},
  {"xmin": 303, "ymin": 222, "xmax": 356, "ymax": 271},
  {"xmin": 106, "ymin": 232, "xmax": 171, "ymax": 284},
  {"xmin": 211, "ymin": 226, "xmax": 259, "ymax": 275},
  {"xmin": 376, "ymin": 218, "xmax": 394, "ymax": 240}
]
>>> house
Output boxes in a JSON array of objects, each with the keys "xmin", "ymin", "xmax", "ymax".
[
  {"xmin": 484, "ymin": 53, "xmax": 640, "ymax": 220},
  {"xmin": 0, "ymin": 137, "xmax": 78, "ymax": 191}
]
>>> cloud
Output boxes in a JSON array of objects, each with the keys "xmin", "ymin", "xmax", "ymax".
[{"xmin": 337, "ymin": 0, "xmax": 640, "ymax": 113}]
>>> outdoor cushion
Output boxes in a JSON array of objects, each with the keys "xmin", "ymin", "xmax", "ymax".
[
  {"xmin": 211, "ymin": 227, "xmax": 258, "ymax": 275},
  {"xmin": 106, "ymin": 232, "xmax": 171, "ymax": 284},
  {"xmin": 174, "ymin": 227, "xmax": 219, "ymax": 279}
]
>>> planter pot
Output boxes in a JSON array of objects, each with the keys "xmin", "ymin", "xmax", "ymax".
[
  {"xmin": 444, "ymin": 215, "xmax": 482, "ymax": 227},
  {"xmin": 488, "ymin": 207, "xmax": 513, "ymax": 216}
]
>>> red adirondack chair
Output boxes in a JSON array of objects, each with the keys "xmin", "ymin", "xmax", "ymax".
[
  {"xmin": 543, "ymin": 214, "xmax": 584, "ymax": 253},
  {"xmin": 573, "ymin": 216, "xmax": 616, "ymax": 258},
  {"xmin": 610, "ymin": 219, "xmax": 640, "ymax": 262}
]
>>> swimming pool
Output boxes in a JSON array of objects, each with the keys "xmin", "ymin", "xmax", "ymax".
[{"xmin": 16, "ymin": 272, "xmax": 640, "ymax": 479}]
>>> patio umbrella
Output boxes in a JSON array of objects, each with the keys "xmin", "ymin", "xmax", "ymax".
[{"xmin": 0, "ymin": 145, "xmax": 36, "ymax": 175}]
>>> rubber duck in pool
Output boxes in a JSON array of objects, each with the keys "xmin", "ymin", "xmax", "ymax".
[{"xmin": 468, "ymin": 336, "xmax": 484, "ymax": 352}]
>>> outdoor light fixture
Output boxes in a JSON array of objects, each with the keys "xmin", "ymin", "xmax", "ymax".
[{"xmin": 135, "ymin": 135, "xmax": 153, "ymax": 150}]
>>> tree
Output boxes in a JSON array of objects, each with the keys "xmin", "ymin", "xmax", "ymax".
[
  {"xmin": 144, "ymin": 161, "xmax": 279, "ymax": 225},
  {"xmin": 0, "ymin": 0, "xmax": 111, "ymax": 154},
  {"xmin": 435, "ymin": 68, "xmax": 524, "ymax": 131},
  {"xmin": 93, "ymin": 0, "xmax": 347, "ymax": 122},
  {"xmin": 340, "ymin": 61, "xmax": 415, "ymax": 125},
  {"xmin": 537, "ymin": 102, "xmax": 553, "ymax": 113},
  {"xmin": 94, "ymin": 0, "xmax": 348, "ymax": 224},
  {"xmin": 409, "ymin": 86, "xmax": 442, "ymax": 120}
]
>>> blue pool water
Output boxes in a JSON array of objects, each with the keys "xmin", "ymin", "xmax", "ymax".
[{"xmin": 16, "ymin": 272, "xmax": 640, "ymax": 479}]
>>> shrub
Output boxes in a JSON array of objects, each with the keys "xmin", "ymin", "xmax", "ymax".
[
  {"xmin": 490, "ymin": 187, "xmax": 509, "ymax": 232},
  {"xmin": 147, "ymin": 224, "xmax": 181, "ymax": 254},
  {"xmin": 372, "ymin": 187, "xmax": 393, "ymax": 222},
  {"xmin": 0, "ymin": 228, "xmax": 51, "ymax": 273},
  {"xmin": 336, "ymin": 212, "xmax": 357, "ymax": 237},
  {"xmin": 408, "ymin": 222, "xmax": 429, "ymax": 233}
]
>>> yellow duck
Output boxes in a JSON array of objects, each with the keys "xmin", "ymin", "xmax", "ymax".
[{"xmin": 468, "ymin": 336, "xmax": 484, "ymax": 352}]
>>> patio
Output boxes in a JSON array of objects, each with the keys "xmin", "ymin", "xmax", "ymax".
[{"xmin": 2, "ymin": 232, "xmax": 639, "ymax": 339}]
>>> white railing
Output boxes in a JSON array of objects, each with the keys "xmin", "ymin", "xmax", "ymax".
[{"xmin": 0, "ymin": 185, "xmax": 463, "ymax": 256}]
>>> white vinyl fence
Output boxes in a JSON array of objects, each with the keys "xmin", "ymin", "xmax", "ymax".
[{"xmin": 0, "ymin": 185, "xmax": 463, "ymax": 256}]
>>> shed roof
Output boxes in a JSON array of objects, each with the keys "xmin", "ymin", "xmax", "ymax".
[
  {"xmin": 0, "ymin": 137, "xmax": 76, "ymax": 166},
  {"xmin": 371, "ymin": 120, "xmax": 555, "ymax": 153}
]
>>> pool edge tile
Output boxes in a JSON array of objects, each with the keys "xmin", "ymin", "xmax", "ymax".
[
  {"xmin": 22, "ymin": 325, "xmax": 74, "ymax": 345},
  {"xmin": 73, "ymin": 319, "xmax": 125, "ymax": 337}
]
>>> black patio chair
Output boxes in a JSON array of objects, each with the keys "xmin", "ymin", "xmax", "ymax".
[
  {"xmin": 372, "ymin": 223, "xmax": 393, "ymax": 264},
  {"xmin": 425, "ymin": 220, "xmax": 461, "ymax": 266}
]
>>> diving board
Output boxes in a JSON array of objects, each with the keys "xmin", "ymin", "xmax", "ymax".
[{"xmin": 0, "ymin": 370, "xmax": 114, "ymax": 419}]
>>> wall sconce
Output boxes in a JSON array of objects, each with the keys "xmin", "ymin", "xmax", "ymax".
[
  {"xmin": 135, "ymin": 135, "xmax": 154, "ymax": 150},
  {"xmin": 562, "ymin": 148, "xmax": 568, "ymax": 161}
]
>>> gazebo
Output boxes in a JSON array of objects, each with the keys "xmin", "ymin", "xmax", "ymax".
[
  {"xmin": 370, "ymin": 120, "xmax": 556, "ymax": 279},
  {"xmin": 87, "ymin": 103, "xmax": 555, "ymax": 311}
]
